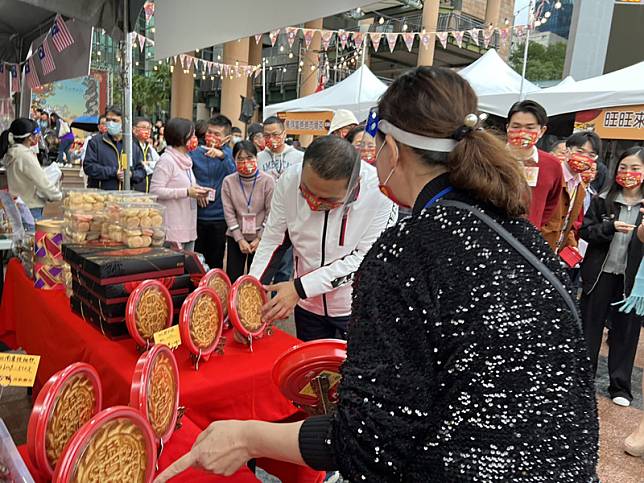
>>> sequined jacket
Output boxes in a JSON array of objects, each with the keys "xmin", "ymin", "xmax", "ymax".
[{"xmin": 299, "ymin": 174, "xmax": 599, "ymax": 482}]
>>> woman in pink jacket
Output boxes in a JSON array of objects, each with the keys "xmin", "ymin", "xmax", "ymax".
[{"xmin": 150, "ymin": 118, "xmax": 208, "ymax": 250}]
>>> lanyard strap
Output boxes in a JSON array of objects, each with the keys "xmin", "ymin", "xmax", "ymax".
[
  {"xmin": 423, "ymin": 186, "xmax": 454, "ymax": 209},
  {"xmin": 185, "ymin": 169, "xmax": 193, "ymax": 186},
  {"xmin": 239, "ymin": 174, "xmax": 258, "ymax": 210}
]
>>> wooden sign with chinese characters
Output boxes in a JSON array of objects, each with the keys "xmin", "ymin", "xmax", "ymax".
[
  {"xmin": 278, "ymin": 111, "xmax": 334, "ymax": 136},
  {"xmin": 574, "ymin": 105, "xmax": 644, "ymax": 141},
  {"xmin": 0, "ymin": 353, "xmax": 41, "ymax": 387},
  {"xmin": 153, "ymin": 325, "xmax": 181, "ymax": 349}
]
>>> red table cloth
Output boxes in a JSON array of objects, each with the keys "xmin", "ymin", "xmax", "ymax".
[{"xmin": 1, "ymin": 259, "xmax": 325, "ymax": 483}]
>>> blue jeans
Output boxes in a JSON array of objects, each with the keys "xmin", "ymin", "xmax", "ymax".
[
  {"xmin": 273, "ymin": 247, "xmax": 293, "ymax": 283},
  {"xmin": 30, "ymin": 207, "xmax": 44, "ymax": 221}
]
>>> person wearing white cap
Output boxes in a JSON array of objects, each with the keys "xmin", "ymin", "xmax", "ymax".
[{"xmin": 328, "ymin": 109, "xmax": 359, "ymax": 139}]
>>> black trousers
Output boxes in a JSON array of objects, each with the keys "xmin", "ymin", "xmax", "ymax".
[
  {"xmin": 294, "ymin": 306, "xmax": 350, "ymax": 342},
  {"xmin": 226, "ymin": 236, "xmax": 254, "ymax": 283},
  {"xmin": 195, "ymin": 220, "xmax": 227, "ymax": 270},
  {"xmin": 580, "ymin": 272, "xmax": 642, "ymax": 400}
]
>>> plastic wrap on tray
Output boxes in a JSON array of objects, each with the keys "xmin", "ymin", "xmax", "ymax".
[
  {"xmin": 63, "ymin": 209, "xmax": 107, "ymax": 244},
  {"xmin": 105, "ymin": 191, "xmax": 158, "ymax": 205}
]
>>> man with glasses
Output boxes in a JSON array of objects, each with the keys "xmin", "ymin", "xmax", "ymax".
[
  {"xmin": 506, "ymin": 100, "xmax": 563, "ymax": 229},
  {"xmin": 84, "ymin": 107, "xmax": 147, "ymax": 190},
  {"xmin": 541, "ymin": 131, "xmax": 602, "ymax": 254},
  {"xmin": 191, "ymin": 114, "xmax": 236, "ymax": 269},
  {"xmin": 257, "ymin": 116, "xmax": 304, "ymax": 284},
  {"xmin": 132, "ymin": 117, "xmax": 160, "ymax": 193}
]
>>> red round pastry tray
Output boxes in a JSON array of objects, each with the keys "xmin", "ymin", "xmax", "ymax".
[
  {"xmin": 52, "ymin": 406, "xmax": 156, "ymax": 482},
  {"xmin": 126, "ymin": 279, "xmax": 173, "ymax": 347},
  {"xmin": 130, "ymin": 344, "xmax": 180, "ymax": 445},
  {"xmin": 179, "ymin": 287, "xmax": 224, "ymax": 358},
  {"xmin": 199, "ymin": 269, "xmax": 231, "ymax": 318},
  {"xmin": 27, "ymin": 362, "xmax": 102, "ymax": 478},
  {"xmin": 272, "ymin": 339, "xmax": 347, "ymax": 407},
  {"xmin": 228, "ymin": 275, "xmax": 269, "ymax": 339}
]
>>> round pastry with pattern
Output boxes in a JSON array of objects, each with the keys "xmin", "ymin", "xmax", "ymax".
[
  {"xmin": 27, "ymin": 363, "xmax": 102, "ymax": 477},
  {"xmin": 52, "ymin": 406, "xmax": 156, "ymax": 483},
  {"xmin": 229, "ymin": 275, "xmax": 269, "ymax": 339},
  {"xmin": 179, "ymin": 287, "xmax": 224, "ymax": 358},
  {"xmin": 130, "ymin": 344, "xmax": 180, "ymax": 444},
  {"xmin": 199, "ymin": 269, "xmax": 231, "ymax": 319},
  {"xmin": 126, "ymin": 280, "xmax": 173, "ymax": 347}
]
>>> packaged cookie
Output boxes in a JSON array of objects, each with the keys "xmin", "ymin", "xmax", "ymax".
[{"xmin": 63, "ymin": 189, "xmax": 108, "ymax": 212}]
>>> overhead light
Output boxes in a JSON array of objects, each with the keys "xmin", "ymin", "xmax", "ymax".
[
  {"xmin": 269, "ymin": 66, "xmax": 273, "ymax": 71},
  {"xmin": 504, "ymin": 17, "xmax": 510, "ymax": 25},
  {"xmin": 555, "ymin": 1, "xmax": 562, "ymax": 9},
  {"xmin": 210, "ymin": 76, "xmax": 214, "ymax": 80},
  {"xmin": 158, "ymin": 60, "xmax": 162, "ymax": 64},
  {"xmin": 310, "ymin": 65, "xmax": 316, "ymax": 71},
  {"xmin": 298, "ymin": 67, "xmax": 302, "ymax": 72},
  {"xmin": 283, "ymin": 67, "xmax": 287, "ymax": 73},
  {"xmin": 279, "ymin": 45, "xmax": 284, "ymax": 52},
  {"xmin": 217, "ymin": 54, "xmax": 221, "ymax": 60},
  {"xmin": 545, "ymin": 11, "xmax": 551, "ymax": 18},
  {"xmin": 402, "ymin": 24, "xmax": 408, "ymax": 32},
  {"xmin": 151, "ymin": 27, "xmax": 155, "ymax": 33},
  {"xmin": 288, "ymin": 52, "xmax": 294, "ymax": 59},
  {"xmin": 170, "ymin": 65, "xmax": 174, "ymax": 73},
  {"xmin": 356, "ymin": 7, "xmax": 361, "ymax": 14},
  {"xmin": 195, "ymin": 48, "xmax": 200, "ymax": 53},
  {"xmin": 541, "ymin": 17, "xmax": 548, "ymax": 24},
  {"xmin": 379, "ymin": 17, "xmax": 385, "ymax": 25},
  {"xmin": 534, "ymin": 20, "xmax": 542, "ymax": 27},
  {"xmin": 299, "ymin": 60, "xmax": 304, "ymax": 67}
]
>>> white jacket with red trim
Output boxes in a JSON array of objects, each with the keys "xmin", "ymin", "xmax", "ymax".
[{"xmin": 249, "ymin": 161, "xmax": 397, "ymax": 317}]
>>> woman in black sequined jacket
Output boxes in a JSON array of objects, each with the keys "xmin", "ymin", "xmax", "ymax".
[{"xmin": 155, "ymin": 68, "xmax": 599, "ymax": 483}]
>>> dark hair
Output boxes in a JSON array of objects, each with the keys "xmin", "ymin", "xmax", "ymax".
[
  {"xmin": 547, "ymin": 137, "xmax": 567, "ymax": 153},
  {"xmin": 208, "ymin": 114, "xmax": 232, "ymax": 135},
  {"xmin": 303, "ymin": 136, "xmax": 356, "ymax": 181},
  {"xmin": 98, "ymin": 115, "xmax": 107, "ymax": 123},
  {"xmin": 507, "ymin": 100, "xmax": 548, "ymax": 127},
  {"xmin": 379, "ymin": 66, "xmax": 529, "ymax": 217},
  {"xmin": 263, "ymin": 116, "xmax": 284, "ymax": 129},
  {"xmin": 233, "ymin": 140, "xmax": 258, "ymax": 159},
  {"xmin": 605, "ymin": 146, "xmax": 644, "ymax": 215},
  {"xmin": 164, "ymin": 117, "xmax": 194, "ymax": 147},
  {"xmin": 0, "ymin": 118, "xmax": 38, "ymax": 158},
  {"xmin": 566, "ymin": 131, "xmax": 602, "ymax": 154},
  {"xmin": 247, "ymin": 123, "xmax": 263, "ymax": 140},
  {"xmin": 346, "ymin": 124, "xmax": 365, "ymax": 144},
  {"xmin": 194, "ymin": 119, "xmax": 209, "ymax": 142},
  {"xmin": 105, "ymin": 106, "xmax": 123, "ymax": 118},
  {"xmin": 231, "ymin": 126, "xmax": 242, "ymax": 135},
  {"xmin": 134, "ymin": 116, "xmax": 151, "ymax": 127}
]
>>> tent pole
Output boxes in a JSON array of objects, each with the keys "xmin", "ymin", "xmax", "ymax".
[
  {"xmin": 123, "ymin": 0, "xmax": 133, "ymax": 190},
  {"xmin": 519, "ymin": 0, "xmax": 532, "ymax": 100},
  {"xmin": 262, "ymin": 58, "xmax": 266, "ymax": 120}
]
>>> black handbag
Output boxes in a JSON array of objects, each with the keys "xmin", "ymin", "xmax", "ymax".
[{"xmin": 441, "ymin": 200, "xmax": 582, "ymax": 330}]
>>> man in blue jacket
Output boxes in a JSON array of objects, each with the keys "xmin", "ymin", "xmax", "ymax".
[
  {"xmin": 190, "ymin": 114, "xmax": 236, "ymax": 269},
  {"xmin": 83, "ymin": 106, "xmax": 147, "ymax": 190}
]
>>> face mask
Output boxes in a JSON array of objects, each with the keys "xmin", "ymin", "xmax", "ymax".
[
  {"xmin": 135, "ymin": 128, "xmax": 150, "ymax": 142},
  {"xmin": 186, "ymin": 135, "xmax": 199, "ymax": 152},
  {"xmin": 268, "ymin": 136, "xmax": 284, "ymax": 152},
  {"xmin": 361, "ymin": 145, "xmax": 377, "ymax": 165},
  {"xmin": 375, "ymin": 143, "xmax": 411, "ymax": 209},
  {"xmin": 581, "ymin": 170, "xmax": 595, "ymax": 185},
  {"xmin": 567, "ymin": 152, "xmax": 593, "ymax": 174},
  {"xmin": 615, "ymin": 171, "xmax": 643, "ymax": 189},
  {"xmin": 232, "ymin": 136, "xmax": 243, "ymax": 145},
  {"xmin": 300, "ymin": 183, "xmax": 343, "ymax": 211},
  {"xmin": 106, "ymin": 121, "xmax": 122, "ymax": 136},
  {"xmin": 237, "ymin": 158, "xmax": 258, "ymax": 177},
  {"xmin": 507, "ymin": 129, "xmax": 539, "ymax": 149}
]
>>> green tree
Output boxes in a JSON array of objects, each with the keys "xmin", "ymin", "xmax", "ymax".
[
  {"xmin": 510, "ymin": 41, "xmax": 567, "ymax": 82},
  {"xmin": 112, "ymin": 64, "xmax": 171, "ymax": 119}
]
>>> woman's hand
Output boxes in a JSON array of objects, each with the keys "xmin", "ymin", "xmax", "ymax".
[
  {"xmin": 614, "ymin": 221, "xmax": 636, "ymax": 233},
  {"xmin": 154, "ymin": 420, "xmax": 254, "ymax": 482},
  {"xmin": 249, "ymin": 238, "xmax": 261, "ymax": 253},
  {"xmin": 238, "ymin": 239, "xmax": 252, "ymax": 254},
  {"xmin": 187, "ymin": 186, "xmax": 208, "ymax": 199}
]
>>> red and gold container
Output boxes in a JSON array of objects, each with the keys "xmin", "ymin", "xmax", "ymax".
[
  {"xmin": 228, "ymin": 275, "xmax": 269, "ymax": 345},
  {"xmin": 125, "ymin": 280, "xmax": 173, "ymax": 348},
  {"xmin": 179, "ymin": 287, "xmax": 225, "ymax": 362}
]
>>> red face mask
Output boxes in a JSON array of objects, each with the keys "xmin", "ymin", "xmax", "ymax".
[
  {"xmin": 268, "ymin": 137, "xmax": 284, "ymax": 152},
  {"xmin": 237, "ymin": 158, "xmax": 258, "ymax": 177},
  {"xmin": 300, "ymin": 183, "xmax": 343, "ymax": 211},
  {"xmin": 567, "ymin": 152, "xmax": 593, "ymax": 174},
  {"xmin": 186, "ymin": 135, "xmax": 199, "ymax": 152},
  {"xmin": 581, "ymin": 169, "xmax": 595, "ymax": 185},
  {"xmin": 615, "ymin": 171, "xmax": 643, "ymax": 189},
  {"xmin": 507, "ymin": 129, "xmax": 539, "ymax": 149},
  {"xmin": 204, "ymin": 133, "xmax": 225, "ymax": 149}
]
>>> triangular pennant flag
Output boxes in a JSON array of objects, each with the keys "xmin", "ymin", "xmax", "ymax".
[
  {"xmin": 468, "ymin": 29, "xmax": 480, "ymax": 46},
  {"xmin": 452, "ymin": 31, "xmax": 464, "ymax": 48},
  {"xmin": 402, "ymin": 32, "xmax": 415, "ymax": 52},
  {"xmin": 320, "ymin": 30, "xmax": 334, "ymax": 51},
  {"xmin": 138, "ymin": 34, "xmax": 146, "ymax": 54},
  {"xmin": 352, "ymin": 32, "xmax": 364, "ymax": 49},
  {"xmin": 303, "ymin": 29, "xmax": 315, "ymax": 50},
  {"xmin": 370, "ymin": 32, "xmax": 383, "ymax": 51},
  {"xmin": 338, "ymin": 30, "xmax": 349, "ymax": 50},
  {"xmin": 269, "ymin": 29, "xmax": 280, "ymax": 47},
  {"xmin": 386, "ymin": 33, "xmax": 398, "ymax": 53},
  {"xmin": 500, "ymin": 28, "xmax": 510, "ymax": 45},
  {"xmin": 436, "ymin": 32, "xmax": 449, "ymax": 49},
  {"xmin": 420, "ymin": 33, "xmax": 432, "ymax": 49},
  {"xmin": 286, "ymin": 27, "xmax": 298, "ymax": 48},
  {"xmin": 483, "ymin": 28, "xmax": 495, "ymax": 48},
  {"xmin": 143, "ymin": 2, "xmax": 155, "ymax": 24},
  {"xmin": 223, "ymin": 64, "xmax": 230, "ymax": 76},
  {"xmin": 255, "ymin": 33, "xmax": 263, "ymax": 45}
]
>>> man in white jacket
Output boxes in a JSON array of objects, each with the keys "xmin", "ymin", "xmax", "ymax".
[{"xmin": 250, "ymin": 136, "xmax": 396, "ymax": 341}]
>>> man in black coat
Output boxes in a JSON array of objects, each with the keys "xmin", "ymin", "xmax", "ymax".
[{"xmin": 83, "ymin": 106, "xmax": 146, "ymax": 190}]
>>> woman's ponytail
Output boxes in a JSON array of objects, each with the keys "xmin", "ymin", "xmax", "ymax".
[{"xmin": 0, "ymin": 118, "xmax": 38, "ymax": 159}]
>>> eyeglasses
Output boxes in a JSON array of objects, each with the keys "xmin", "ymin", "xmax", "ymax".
[
  {"xmin": 571, "ymin": 147, "xmax": 598, "ymax": 160},
  {"xmin": 263, "ymin": 130, "xmax": 284, "ymax": 139}
]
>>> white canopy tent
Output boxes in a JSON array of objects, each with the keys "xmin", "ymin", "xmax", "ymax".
[
  {"xmin": 457, "ymin": 49, "xmax": 541, "ymax": 117},
  {"xmin": 263, "ymin": 65, "xmax": 388, "ymax": 122}
]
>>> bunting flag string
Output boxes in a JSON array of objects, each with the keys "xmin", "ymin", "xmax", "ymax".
[
  {"xmin": 420, "ymin": 33, "xmax": 432, "ymax": 50},
  {"xmin": 286, "ymin": 27, "xmax": 298, "ymax": 48},
  {"xmin": 303, "ymin": 29, "xmax": 315, "ymax": 49},
  {"xmin": 452, "ymin": 30, "xmax": 465, "ymax": 49},
  {"xmin": 269, "ymin": 29, "xmax": 280, "ymax": 47},
  {"xmin": 320, "ymin": 30, "xmax": 334, "ymax": 51},
  {"xmin": 25, "ymin": 57, "xmax": 40, "ymax": 89},
  {"xmin": 369, "ymin": 32, "xmax": 383, "ymax": 51},
  {"xmin": 402, "ymin": 32, "xmax": 415, "ymax": 52},
  {"xmin": 143, "ymin": 2, "xmax": 155, "ymax": 24},
  {"xmin": 469, "ymin": 29, "xmax": 480, "ymax": 46},
  {"xmin": 38, "ymin": 41, "xmax": 56, "ymax": 75},
  {"xmin": 436, "ymin": 32, "xmax": 449, "ymax": 49},
  {"xmin": 385, "ymin": 32, "xmax": 398, "ymax": 53},
  {"xmin": 338, "ymin": 30, "xmax": 349, "ymax": 50},
  {"xmin": 50, "ymin": 15, "xmax": 75, "ymax": 52},
  {"xmin": 483, "ymin": 28, "xmax": 495, "ymax": 48},
  {"xmin": 9, "ymin": 64, "xmax": 20, "ymax": 94},
  {"xmin": 352, "ymin": 31, "xmax": 365, "ymax": 49},
  {"xmin": 254, "ymin": 33, "xmax": 263, "ymax": 45}
]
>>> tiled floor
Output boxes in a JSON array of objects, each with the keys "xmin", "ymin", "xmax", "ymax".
[{"xmin": 2, "ymin": 328, "xmax": 643, "ymax": 482}]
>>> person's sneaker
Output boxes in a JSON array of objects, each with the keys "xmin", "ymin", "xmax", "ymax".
[
  {"xmin": 612, "ymin": 396, "xmax": 631, "ymax": 407},
  {"xmin": 324, "ymin": 471, "xmax": 340, "ymax": 483}
]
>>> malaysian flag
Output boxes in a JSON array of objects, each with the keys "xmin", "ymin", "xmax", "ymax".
[
  {"xmin": 0, "ymin": 65, "xmax": 6, "ymax": 92},
  {"xmin": 50, "ymin": 15, "xmax": 75, "ymax": 52},
  {"xmin": 9, "ymin": 64, "xmax": 19, "ymax": 94},
  {"xmin": 38, "ymin": 41, "xmax": 56, "ymax": 75},
  {"xmin": 25, "ymin": 57, "xmax": 40, "ymax": 89}
]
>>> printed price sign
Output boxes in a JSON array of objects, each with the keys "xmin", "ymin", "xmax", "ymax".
[
  {"xmin": 153, "ymin": 325, "xmax": 181, "ymax": 349},
  {"xmin": 0, "ymin": 353, "xmax": 41, "ymax": 387}
]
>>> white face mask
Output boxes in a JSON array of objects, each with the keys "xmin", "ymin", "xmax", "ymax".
[{"xmin": 232, "ymin": 136, "xmax": 243, "ymax": 145}]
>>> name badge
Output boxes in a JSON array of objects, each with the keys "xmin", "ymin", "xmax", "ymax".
[
  {"xmin": 524, "ymin": 166, "xmax": 540, "ymax": 187},
  {"xmin": 241, "ymin": 213, "xmax": 256, "ymax": 235},
  {"xmin": 207, "ymin": 189, "xmax": 216, "ymax": 202}
]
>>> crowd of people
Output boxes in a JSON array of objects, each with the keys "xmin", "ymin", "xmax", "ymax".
[{"xmin": 1, "ymin": 64, "xmax": 642, "ymax": 481}]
